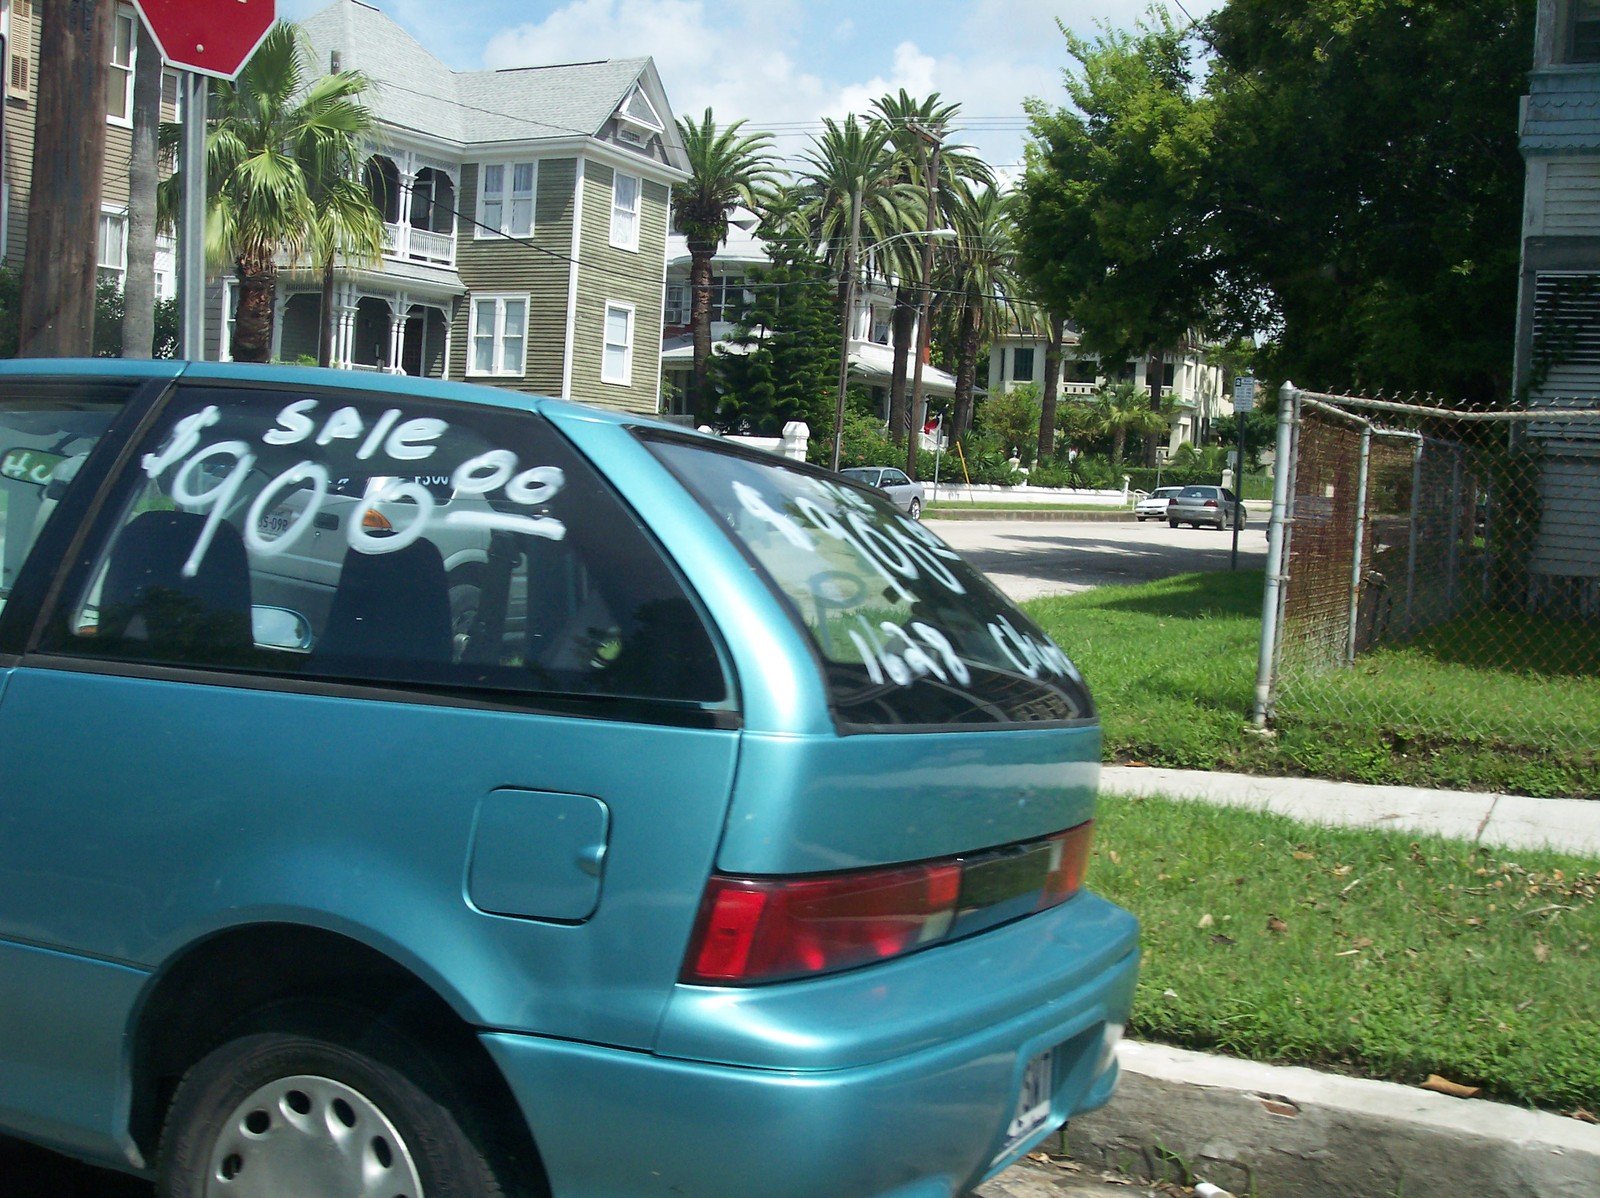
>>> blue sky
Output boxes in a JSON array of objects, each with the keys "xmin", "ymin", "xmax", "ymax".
[{"xmin": 279, "ymin": 0, "xmax": 1220, "ymax": 173}]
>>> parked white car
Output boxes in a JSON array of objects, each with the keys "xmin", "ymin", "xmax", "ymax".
[{"xmin": 1135, "ymin": 486, "xmax": 1181, "ymax": 521}]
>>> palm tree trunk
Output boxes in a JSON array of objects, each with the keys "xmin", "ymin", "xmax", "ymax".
[
  {"xmin": 121, "ymin": 24, "xmax": 161, "ymax": 359},
  {"xmin": 952, "ymin": 297, "xmax": 979, "ymax": 443},
  {"xmin": 1113, "ymin": 427, "xmax": 1127, "ymax": 469},
  {"xmin": 1037, "ymin": 315, "xmax": 1065, "ymax": 463},
  {"xmin": 887, "ymin": 287, "xmax": 915, "ymax": 445},
  {"xmin": 687, "ymin": 238, "xmax": 716, "ymax": 425},
  {"xmin": 232, "ymin": 255, "xmax": 276, "ymax": 364},
  {"xmin": 1144, "ymin": 350, "xmax": 1164, "ymax": 466},
  {"xmin": 318, "ymin": 255, "xmax": 336, "ymax": 367}
]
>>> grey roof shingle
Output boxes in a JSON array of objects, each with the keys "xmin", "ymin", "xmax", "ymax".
[{"xmin": 298, "ymin": 0, "xmax": 650, "ymax": 148}]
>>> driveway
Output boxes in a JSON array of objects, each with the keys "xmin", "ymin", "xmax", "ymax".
[{"xmin": 929, "ymin": 517, "xmax": 1269, "ymax": 601}]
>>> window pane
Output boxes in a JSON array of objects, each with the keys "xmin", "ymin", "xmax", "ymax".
[
  {"xmin": 605, "ymin": 306, "xmax": 630, "ymax": 346},
  {"xmin": 603, "ymin": 344, "xmax": 627, "ymax": 381},
  {"xmin": 512, "ymin": 163, "xmax": 535, "ymax": 193},
  {"xmin": 41, "ymin": 386, "xmax": 727, "ymax": 706},
  {"xmin": 0, "ymin": 381, "xmax": 129, "ymax": 610},
  {"xmin": 645, "ymin": 436, "xmax": 1089, "ymax": 727},
  {"xmin": 482, "ymin": 164, "xmax": 504, "ymax": 196},
  {"xmin": 509, "ymin": 198, "xmax": 533, "ymax": 237}
]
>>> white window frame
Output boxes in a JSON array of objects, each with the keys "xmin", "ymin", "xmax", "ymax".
[
  {"xmin": 106, "ymin": 6, "xmax": 135, "ymax": 128},
  {"xmin": 476, "ymin": 160, "xmax": 537, "ymax": 239},
  {"xmin": 153, "ymin": 232, "xmax": 177, "ymax": 302},
  {"xmin": 466, "ymin": 292, "xmax": 529, "ymax": 378},
  {"xmin": 220, "ymin": 279, "xmax": 237, "ymax": 362},
  {"xmin": 610, "ymin": 171, "xmax": 641, "ymax": 252},
  {"xmin": 601, "ymin": 301, "xmax": 635, "ymax": 387},
  {"xmin": 663, "ymin": 280, "xmax": 687, "ymax": 325},
  {"xmin": 97, "ymin": 207, "xmax": 128, "ymax": 285}
]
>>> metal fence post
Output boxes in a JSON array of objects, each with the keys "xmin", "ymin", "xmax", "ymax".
[
  {"xmin": 1445, "ymin": 451, "xmax": 1463, "ymax": 617},
  {"xmin": 1252, "ymin": 383, "xmax": 1299, "ymax": 727},
  {"xmin": 1403, "ymin": 438, "xmax": 1422, "ymax": 637},
  {"xmin": 1346, "ymin": 425, "xmax": 1372, "ymax": 664}
]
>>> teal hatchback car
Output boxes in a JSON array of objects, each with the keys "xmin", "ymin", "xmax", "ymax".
[{"xmin": 0, "ymin": 360, "xmax": 1137, "ymax": 1198}]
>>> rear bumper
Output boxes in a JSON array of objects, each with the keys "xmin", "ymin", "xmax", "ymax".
[{"xmin": 481, "ymin": 896, "xmax": 1139, "ymax": 1198}]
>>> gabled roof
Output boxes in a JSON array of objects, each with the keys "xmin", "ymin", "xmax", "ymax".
[{"xmin": 298, "ymin": 0, "xmax": 685, "ymax": 169}]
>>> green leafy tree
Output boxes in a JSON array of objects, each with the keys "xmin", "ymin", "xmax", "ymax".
[
  {"xmin": 158, "ymin": 22, "xmax": 381, "ymax": 363},
  {"xmin": 714, "ymin": 234, "xmax": 841, "ymax": 444},
  {"xmin": 1017, "ymin": 10, "xmax": 1214, "ymax": 465},
  {"xmin": 674, "ymin": 110, "xmax": 776, "ymax": 423},
  {"xmin": 939, "ymin": 185, "xmax": 1018, "ymax": 445},
  {"xmin": 1202, "ymin": 0, "xmax": 1533, "ymax": 403},
  {"xmin": 979, "ymin": 383, "xmax": 1043, "ymax": 467}
]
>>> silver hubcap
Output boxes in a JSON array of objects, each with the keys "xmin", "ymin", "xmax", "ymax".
[{"xmin": 204, "ymin": 1073, "xmax": 424, "ymax": 1198}]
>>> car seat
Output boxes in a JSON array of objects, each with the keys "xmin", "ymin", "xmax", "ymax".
[{"xmin": 314, "ymin": 539, "xmax": 452, "ymax": 680}]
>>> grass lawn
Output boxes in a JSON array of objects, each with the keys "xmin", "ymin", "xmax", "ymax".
[
  {"xmin": 1092, "ymin": 795, "xmax": 1600, "ymax": 1113},
  {"xmin": 1024, "ymin": 571, "xmax": 1600, "ymax": 797}
]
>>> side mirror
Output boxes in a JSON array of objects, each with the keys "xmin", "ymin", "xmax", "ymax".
[{"xmin": 252, "ymin": 605, "xmax": 313, "ymax": 652}]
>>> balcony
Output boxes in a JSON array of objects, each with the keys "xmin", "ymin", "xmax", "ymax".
[{"xmin": 383, "ymin": 221, "xmax": 456, "ymax": 268}]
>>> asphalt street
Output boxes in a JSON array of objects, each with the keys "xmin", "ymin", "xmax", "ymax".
[{"xmin": 928, "ymin": 515, "xmax": 1269, "ymax": 602}]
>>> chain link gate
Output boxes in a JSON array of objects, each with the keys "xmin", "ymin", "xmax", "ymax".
[{"xmin": 1253, "ymin": 387, "xmax": 1600, "ymax": 794}]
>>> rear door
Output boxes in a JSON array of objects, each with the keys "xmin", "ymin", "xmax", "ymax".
[{"xmin": 0, "ymin": 380, "xmax": 741, "ymax": 1156}]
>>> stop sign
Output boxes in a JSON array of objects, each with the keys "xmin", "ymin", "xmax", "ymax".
[{"xmin": 134, "ymin": 0, "xmax": 276, "ymax": 81}]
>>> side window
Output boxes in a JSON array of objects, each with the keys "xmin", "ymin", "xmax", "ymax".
[
  {"xmin": 0, "ymin": 381, "xmax": 129, "ymax": 618},
  {"xmin": 41, "ymin": 387, "xmax": 728, "ymax": 709}
]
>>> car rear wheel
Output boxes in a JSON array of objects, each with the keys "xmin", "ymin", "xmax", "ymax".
[
  {"xmin": 908, "ymin": 497, "xmax": 922, "ymax": 520},
  {"xmin": 1168, "ymin": 518, "xmax": 1179, "ymax": 529},
  {"xmin": 157, "ymin": 1011, "xmax": 504, "ymax": 1198}
]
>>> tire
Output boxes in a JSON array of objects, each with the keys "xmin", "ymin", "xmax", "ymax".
[
  {"xmin": 908, "ymin": 497, "xmax": 922, "ymax": 520},
  {"xmin": 448, "ymin": 564, "xmax": 486, "ymax": 659},
  {"xmin": 157, "ymin": 1011, "xmax": 504, "ymax": 1198},
  {"xmin": 1168, "ymin": 518, "xmax": 1179, "ymax": 529}
]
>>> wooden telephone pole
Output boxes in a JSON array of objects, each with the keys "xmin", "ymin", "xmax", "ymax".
[{"xmin": 19, "ymin": 0, "xmax": 114, "ymax": 356}]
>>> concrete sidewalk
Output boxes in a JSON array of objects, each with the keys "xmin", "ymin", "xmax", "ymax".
[
  {"xmin": 1100, "ymin": 764, "xmax": 1600, "ymax": 857},
  {"xmin": 1040, "ymin": 766, "xmax": 1600, "ymax": 1198}
]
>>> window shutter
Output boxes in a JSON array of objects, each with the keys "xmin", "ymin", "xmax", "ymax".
[{"xmin": 8, "ymin": 0, "xmax": 34, "ymax": 99}]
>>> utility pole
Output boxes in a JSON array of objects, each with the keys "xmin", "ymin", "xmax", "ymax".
[
  {"xmin": 906, "ymin": 125, "xmax": 941, "ymax": 481},
  {"xmin": 19, "ymin": 0, "xmax": 115, "ymax": 356},
  {"xmin": 830, "ymin": 180, "xmax": 862, "ymax": 472}
]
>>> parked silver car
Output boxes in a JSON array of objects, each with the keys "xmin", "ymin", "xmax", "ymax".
[
  {"xmin": 841, "ymin": 465, "xmax": 925, "ymax": 519},
  {"xmin": 1168, "ymin": 484, "xmax": 1246, "ymax": 530},
  {"xmin": 1134, "ymin": 486, "xmax": 1181, "ymax": 521}
]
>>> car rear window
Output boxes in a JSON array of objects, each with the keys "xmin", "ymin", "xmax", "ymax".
[
  {"xmin": 641, "ymin": 432, "xmax": 1092, "ymax": 730},
  {"xmin": 39, "ymin": 385, "xmax": 729, "ymax": 715},
  {"xmin": 1178, "ymin": 485, "xmax": 1215, "ymax": 497}
]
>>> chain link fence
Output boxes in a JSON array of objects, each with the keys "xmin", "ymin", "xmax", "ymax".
[{"xmin": 1254, "ymin": 388, "xmax": 1600, "ymax": 795}]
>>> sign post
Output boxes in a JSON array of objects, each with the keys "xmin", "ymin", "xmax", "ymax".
[
  {"xmin": 1231, "ymin": 374, "xmax": 1257, "ymax": 570},
  {"xmin": 132, "ymin": 0, "xmax": 276, "ymax": 359}
]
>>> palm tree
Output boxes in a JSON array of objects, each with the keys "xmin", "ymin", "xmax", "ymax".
[
  {"xmin": 159, "ymin": 23, "xmax": 380, "ymax": 363},
  {"xmin": 870, "ymin": 91, "xmax": 993, "ymax": 444},
  {"xmin": 796, "ymin": 115, "xmax": 916, "ymax": 441},
  {"xmin": 674, "ymin": 110, "xmax": 775, "ymax": 425},
  {"xmin": 305, "ymin": 166, "xmax": 385, "ymax": 368},
  {"xmin": 938, "ymin": 184, "xmax": 1018, "ymax": 444},
  {"xmin": 1092, "ymin": 380, "xmax": 1170, "ymax": 467}
]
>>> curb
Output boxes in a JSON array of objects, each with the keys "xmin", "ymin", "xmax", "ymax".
[
  {"xmin": 1066, "ymin": 1041, "xmax": 1600, "ymax": 1198},
  {"xmin": 926, "ymin": 509, "xmax": 1138, "ymax": 522}
]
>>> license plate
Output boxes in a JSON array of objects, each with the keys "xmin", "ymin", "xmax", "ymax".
[
  {"xmin": 997, "ymin": 1049, "xmax": 1055, "ymax": 1161},
  {"xmin": 256, "ymin": 509, "xmax": 291, "ymax": 539}
]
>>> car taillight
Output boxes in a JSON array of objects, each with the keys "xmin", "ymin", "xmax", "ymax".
[
  {"xmin": 1203, "ymin": 499, "xmax": 1217, "ymax": 508},
  {"xmin": 683, "ymin": 823, "xmax": 1093, "ymax": 985},
  {"xmin": 1038, "ymin": 822, "xmax": 1094, "ymax": 908}
]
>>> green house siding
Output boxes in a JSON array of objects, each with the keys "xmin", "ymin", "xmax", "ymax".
[
  {"xmin": 567, "ymin": 165, "xmax": 668, "ymax": 414},
  {"xmin": 448, "ymin": 158, "xmax": 575, "ymax": 397}
]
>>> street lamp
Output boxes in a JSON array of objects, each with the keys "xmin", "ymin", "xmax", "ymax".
[{"xmin": 829, "ymin": 222, "xmax": 959, "ymax": 471}]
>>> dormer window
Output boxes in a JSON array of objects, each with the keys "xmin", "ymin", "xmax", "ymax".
[
  {"xmin": 615, "ymin": 84, "xmax": 663, "ymax": 147},
  {"xmin": 1574, "ymin": 0, "xmax": 1600, "ymax": 62}
]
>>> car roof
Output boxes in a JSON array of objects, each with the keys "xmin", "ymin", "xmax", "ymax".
[{"xmin": 0, "ymin": 357, "xmax": 719, "ymax": 441}]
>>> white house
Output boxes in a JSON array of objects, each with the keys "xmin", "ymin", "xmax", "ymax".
[
  {"xmin": 1514, "ymin": 0, "xmax": 1600, "ymax": 613},
  {"xmin": 986, "ymin": 327, "xmax": 1229, "ymax": 452},
  {"xmin": 659, "ymin": 210, "xmax": 957, "ymax": 420}
]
